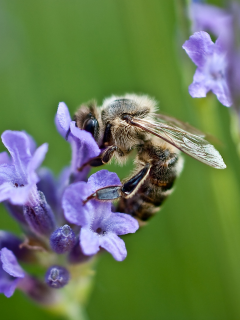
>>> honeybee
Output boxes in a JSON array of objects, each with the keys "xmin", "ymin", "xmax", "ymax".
[{"xmin": 74, "ymin": 94, "xmax": 226, "ymax": 222}]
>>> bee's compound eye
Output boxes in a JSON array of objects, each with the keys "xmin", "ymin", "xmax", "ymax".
[{"xmin": 83, "ymin": 117, "xmax": 99, "ymax": 138}]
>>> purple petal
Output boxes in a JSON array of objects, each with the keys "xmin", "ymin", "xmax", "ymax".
[
  {"xmin": 182, "ymin": 31, "xmax": 214, "ymax": 68},
  {"xmin": 62, "ymin": 182, "xmax": 93, "ymax": 226},
  {"xmin": 0, "ymin": 165, "xmax": 32, "ymax": 204},
  {"xmin": 69, "ymin": 121, "xmax": 101, "ymax": 168},
  {"xmin": 22, "ymin": 132, "xmax": 36, "ymax": 155},
  {"xmin": 88, "ymin": 170, "xmax": 121, "ymax": 193},
  {"xmin": 189, "ymin": 81, "xmax": 210, "ymax": 98},
  {"xmin": 0, "ymin": 152, "xmax": 10, "ymax": 166},
  {"xmin": 192, "ymin": 68, "xmax": 206, "ymax": 82},
  {"xmin": 0, "ymin": 248, "xmax": 24, "ymax": 278},
  {"xmin": 0, "ymin": 183, "xmax": 31, "ymax": 205},
  {"xmin": 190, "ymin": 3, "xmax": 232, "ymax": 39},
  {"xmin": 0, "ymin": 277, "xmax": 19, "ymax": 298},
  {"xmin": 1, "ymin": 131, "xmax": 32, "ymax": 170},
  {"xmin": 90, "ymin": 201, "xmax": 114, "ymax": 230},
  {"xmin": 0, "ymin": 165, "xmax": 16, "ymax": 185},
  {"xmin": 211, "ymin": 81, "xmax": 232, "ymax": 107},
  {"xmin": 55, "ymin": 102, "xmax": 72, "ymax": 137},
  {"xmin": 99, "ymin": 233, "xmax": 127, "ymax": 261},
  {"xmin": 27, "ymin": 143, "xmax": 48, "ymax": 184},
  {"xmin": 80, "ymin": 227, "xmax": 100, "ymax": 255},
  {"xmin": 105, "ymin": 212, "xmax": 139, "ymax": 235}
]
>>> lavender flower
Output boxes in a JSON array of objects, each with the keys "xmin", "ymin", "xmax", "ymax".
[
  {"xmin": 189, "ymin": 2, "xmax": 232, "ymax": 41},
  {"xmin": 0, "ymin": 248, "xmax": 25, "ymax": 297},
  {"xmin": 62, "ymin": 170, "xmax": 139, "ymax": 261},
  {"xmin": 0, "ymin": 130, "xmax": 48, "ymax": 205},
  {"xmin": 55, "ymin": 102, "xmax": 101, "ymax": 182},
  {"xmin": 0, "ymin": 99, "xmax": 140, "ymax": 310},
  {"xmin": 0, "ymin": 130, "xmax": 56, "ymax": 236},
  {"xmin": 183, "ymin": 31, "xmax": 232, "ymax": 107}
]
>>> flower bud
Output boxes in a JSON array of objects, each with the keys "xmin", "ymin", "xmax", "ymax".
[
  {"xmin": 50, "ymin": 225, "xmax": 75, "ymax": 254},
  {"xmin": 45, "ymin": 265, "xmax": 70, "ymax": 289},
  {"xmin": 23, "ymin": 191, "xmax": 56, "ymax": 236}
]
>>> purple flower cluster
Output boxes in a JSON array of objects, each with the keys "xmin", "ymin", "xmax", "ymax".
[
  {"xmin": 0, "ymin": 103, "xmax": 138, "ymax": 301},
  {"xmin": 183, "ymin": 1, "xmax": 240, "ymax": 108}
]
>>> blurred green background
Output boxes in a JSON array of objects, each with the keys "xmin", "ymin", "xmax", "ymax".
[{"xmin": 1, "ymin": 0, "xmax": 240, "ymax": 319}]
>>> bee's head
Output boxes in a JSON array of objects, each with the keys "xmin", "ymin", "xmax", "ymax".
[
  {"xmin": 99, "ymin": 94, "xmax": 157, "ymax": 148},
  {"xmin": 101, "ymin": 95, "xmax": 156, "ymax": 124},
  {"xmin": 74, "ymin": 101, "xmax": 100, "ymax": 141}
]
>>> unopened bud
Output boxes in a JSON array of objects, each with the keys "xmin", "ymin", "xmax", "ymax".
[
  {"xmin": 50, "ymin": 225, "xmax": 75, "ymax": 254},
  {"xmin": 45, "ymin": 265, "xmax": 69, "ymax": 289},
  {"xmin": 23, "ymin": 191, "xmax": 56, "ymax": 236}
]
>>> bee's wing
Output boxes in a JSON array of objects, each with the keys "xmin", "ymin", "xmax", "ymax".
[
  {"xmin": 131, "ymin": 116, "xmax": 226, "ymax": 169},
  {"xmin": 154, "ymin": 113, "xmax": 206, "ymax": 137}
]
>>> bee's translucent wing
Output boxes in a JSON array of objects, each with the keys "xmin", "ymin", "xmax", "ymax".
[
  {"xmin": 154, "ymin": 113, "xmax": 206, "ymax": 137},
  {"xmin": 130, "ymin": 116, "xmax": 226, "ymax": 169}
]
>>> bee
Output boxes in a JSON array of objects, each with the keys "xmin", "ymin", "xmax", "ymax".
[{"xmin": 74, "ymin": 94, "xmax": 226, "ymax": 223}]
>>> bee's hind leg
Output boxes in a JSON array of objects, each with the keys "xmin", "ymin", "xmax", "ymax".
[{"xmin": 83, "ymin": 163, "xmax": 151, "ymax": 204}]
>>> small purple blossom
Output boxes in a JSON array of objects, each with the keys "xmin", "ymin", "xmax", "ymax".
[
  {"xmin": 183, "ymin": 31, "xmax": 232, "ymax": 107},
  {"xmin": 189, "ymin": 2, "xmax": 232, "ymax": 41},
  {"xmin": 0, "ymin": 248, "xmax": 25, "ymax": 297},
  {"xmin": 62, "ymin": 170, "xmax": 139, "ymax": 261},
  {"xmin": 0, "ymin": 130, "xmax": 48, "ymax": 205},
  {"xmin": 63, "ymin": 170, "xmax": 122, "ymax": 226},
  {"xmin": 55, "ymin": 102, "xmax": 101, "ymax": 182},
  {"xmin": 0, "ymin": 130, "xmax": 56, "ymax": 236}
]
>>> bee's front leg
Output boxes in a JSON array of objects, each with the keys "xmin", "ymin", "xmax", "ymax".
[
  {"xmin": 83, "ymin": 163, "xmax": 151, "ymax": 204},
  {"xmin": 78, "ymin": 145, "xmax": 123, "ymax": 171}
]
